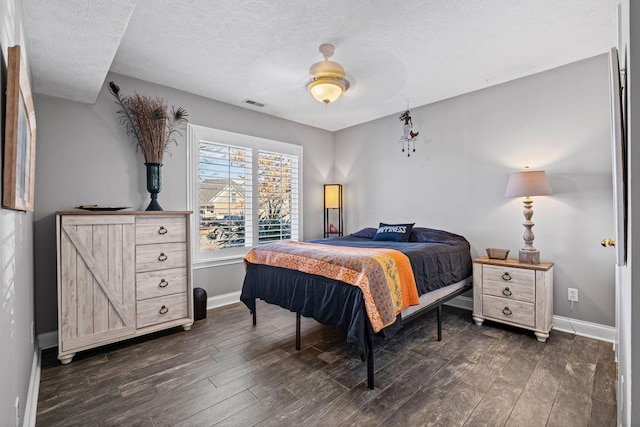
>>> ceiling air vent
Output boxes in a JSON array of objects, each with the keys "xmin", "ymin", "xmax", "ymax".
[{"xmin": 242, "ymin": 99, "xmax": 265, "ymax": 108}]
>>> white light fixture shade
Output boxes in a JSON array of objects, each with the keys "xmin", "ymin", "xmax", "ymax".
[
  {"xmin": 324, "ymin": 184, "xmax": 342, "ymax": 209},
  {"xmin": 306, "ymin": 44, "xmax": 350, "ymax": 105},
  {"xmin": 504, "ymin": 170, "xmax": 553, "ymax": 198},
  {"xmin": 308, "ymin": 79, "xmax": 346, "ymax": 104}
]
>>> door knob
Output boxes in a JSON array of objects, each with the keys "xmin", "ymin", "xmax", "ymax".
[{"xmin": 601, "ymin": 238, "xmax": 615, "ymax": 247}]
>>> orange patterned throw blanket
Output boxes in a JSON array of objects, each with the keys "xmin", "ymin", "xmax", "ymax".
[{"xmin": 244, "ymin": 241, "xmax": 420, "ymax": 332}]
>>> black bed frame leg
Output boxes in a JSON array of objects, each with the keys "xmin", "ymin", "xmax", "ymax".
[
  {"xmin": 252, "ymin": 300, "xmax": 257, "ymax": 326},
  {"xmin": 295, "ymin": 313, "xmax": 301, "ymax": 351},
  {"xmin": 367, "ymin": 332, "xmax": 374, "ymax": 390},
  {"xmin": 437, "ymin": 305, "xmax": 442, "ymax": 341}
]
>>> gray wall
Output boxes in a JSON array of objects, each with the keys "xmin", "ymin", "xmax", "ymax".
[
  {"xmin": 35, "ymin": 56, "xmax": 616, "ymax": 335},
  {"xmin": 33, "ymin": 72, "xmax": 334, "ymax": 334},
  {"xmin": 0, "ymin": 0, "xmax": 37, "ymax": 425},
  {"xmin": 334, "ymin": 55, "xmax": 616, "ymax": 326}
]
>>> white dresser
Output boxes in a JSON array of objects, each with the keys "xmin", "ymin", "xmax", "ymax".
[
  {"xmin": 56, "ymin": 211, "xmax": 193, "ymax": 364},
  {"xmin": 472, "ymin": 257, "xmax": 554, "ymax": 342}
]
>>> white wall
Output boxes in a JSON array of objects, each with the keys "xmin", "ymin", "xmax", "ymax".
[
  {"xmin": 334, "ymin": 54, "xmax": 615, "ymax": 326},
  {"xmin": 33, "ymin": 72, "xmax": 334, "ymax": 334},
  {"xmin": 0, "ymin": 0, "xmax": 37, "ymax": 425}
]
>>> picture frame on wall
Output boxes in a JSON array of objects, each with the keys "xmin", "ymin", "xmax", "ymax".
[{"xmin": 3, "ymin": 45, "xmax": 36, "ymax": 212}]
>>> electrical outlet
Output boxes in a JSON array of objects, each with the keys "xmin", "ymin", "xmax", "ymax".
[{"xmin": 568, "ymin": 288, "xmax": 579, "ymax": 302}]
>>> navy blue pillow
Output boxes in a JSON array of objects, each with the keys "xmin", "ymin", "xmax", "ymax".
[
  {"xmin": 351, "ymin": 227, "xmax": 378, "ymax": 239},
  {"xmin": 409, "ymin": 227, "xmax": 468, "ymax": 244},
  {"xmin": 373, "ymin": 222, "xmax": 414, "ymax": 242}
]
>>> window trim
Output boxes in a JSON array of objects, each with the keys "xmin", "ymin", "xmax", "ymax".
[{"xmin": 187, "ymin": 124, "xmax": 304, "ymax": 266}]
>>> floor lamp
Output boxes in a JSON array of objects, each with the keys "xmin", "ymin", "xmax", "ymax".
[{"xmin": 324, "ymin": 184, "xmax": 343, "ymax": 238}]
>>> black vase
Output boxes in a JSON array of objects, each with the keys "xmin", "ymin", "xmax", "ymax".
[{"xmin": 145, "ymin": 162, "xmax": 163, "ymax": 211}]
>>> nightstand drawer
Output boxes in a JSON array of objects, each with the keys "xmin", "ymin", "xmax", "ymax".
[
  {"xmin": 136, "ymin": 243, "xmax": 187, "ymax": 272},
  {"xmin": 136, "ymin": 216, "xmax": 186, "ymax": 245},
  {"xmin": 483, "ymin": 279, "xmax": 535, "ymax": 303},
  {"xmin": 483, "ymin": 295, "xmax": 535, "ymax": 328},
  {"xmin": 137, "ymin": 293, "xmax": 188, "ymax": 328},
  {"xmin": 483, "ymin": 264, "xmax": 535, "ymax": 287}
]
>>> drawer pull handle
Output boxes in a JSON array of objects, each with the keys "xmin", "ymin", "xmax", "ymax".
[
  {"xmin": 159, "ymin": 279, "xmax": 169, "ymax": 288},
  {"xmin": 502, "ymin": 307, "xmax": 512, "ymax": 316},
  {"xmin": 159, "ymin": 305, "xmax": 169, "ymax": 315},
  {"xmin": 158, "ymin": 253, "xmax": 168, "ymax": 262},
  {"xmin": 502, "ymin": 287, "xmax": 512, "ymax": 297},
  {"xmin": 502, "ymin": 272, "xmax": 512, "ymax": 281},
  {"xmin": 158, "ymin": 226, "xmax": 168, "ymax": 235}
]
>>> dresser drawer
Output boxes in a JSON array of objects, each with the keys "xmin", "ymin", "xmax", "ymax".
[
  {"xmin": 136, "ymin": 267, "xmax": 188, "ymax": 300},
  {"xmin": 483, "ymin": 295, "xmax": 535, "ymax": 328},
  {"xmin": 137, "ymin": 293, "xmax": 188, "ymax": 328},
  {"xmin": 136, "ymin": 216, "xmax": 186, "ymax": 245},
  {"xmin": 136, "ymin": 243, "xmax": 187, "ymax": 272},
  {"xmin": 483, "ymin": 264, "xmax": 535, "ymax": 288}
]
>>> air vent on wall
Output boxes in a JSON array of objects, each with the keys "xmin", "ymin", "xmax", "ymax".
[{"xmin": 242, "ymin": 99, "xmax": 265, "ymax": 107}]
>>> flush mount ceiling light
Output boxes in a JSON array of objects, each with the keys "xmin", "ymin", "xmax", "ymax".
[{"xmin": 306, "ymin": 44, "xmax": 350, "ymax": 105}]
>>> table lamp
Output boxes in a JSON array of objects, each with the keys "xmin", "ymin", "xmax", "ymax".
[{"xmin": 504, "ymin": 167, "xmax": 553, "ymax": 264}]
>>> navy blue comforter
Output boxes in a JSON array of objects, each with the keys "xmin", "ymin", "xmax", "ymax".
[{"xmin": 240, "ymin": 232, "xmax": 472, "ymax": 360}]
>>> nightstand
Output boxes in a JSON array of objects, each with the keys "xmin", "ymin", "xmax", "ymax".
[{"xmin": 472, "ymin": 256, "xmax": 554, "ymax": 342}]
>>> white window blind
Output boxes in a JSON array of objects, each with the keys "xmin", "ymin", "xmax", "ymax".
[
  {"xmin": 188, "ymin": 125, "xmax": 303, "ymax": 264},
  {"xmin": 198, "ymin": 141, "xmax": 253, "ymax": 251},
  {"xmin": 258, "ymin": 150, "xmax": 299, "ymax": 244}
]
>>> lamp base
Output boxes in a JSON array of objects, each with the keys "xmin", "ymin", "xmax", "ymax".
[{"xmin": 519, "ymin": 249, "xmax": 540, "ymax": 264}]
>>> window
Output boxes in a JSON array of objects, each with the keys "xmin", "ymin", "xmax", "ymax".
[{"xmin": 188, "ymin": 125, "xmax": 302, "ymax": 264}]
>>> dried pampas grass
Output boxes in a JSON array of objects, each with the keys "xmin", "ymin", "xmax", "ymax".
[{"xmin": 108, "ymin": 81, "xmax": 188, "ymax": 164}]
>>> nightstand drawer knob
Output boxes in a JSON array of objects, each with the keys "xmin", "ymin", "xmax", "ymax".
[
  {"xmin": 501, "ymin": 272, "xmax": 512, "ymax": 281},
  {"xmin": 158, "ymin": 252, "xmax": 168, "ymax": 262},
  {"xmin": 502, "ymin": 287, "xmax": 512, "ymax": 297},
  {"xmin": 159, "ymin": 305, "xmax": 169, "ymax": 315},
  {"xmin": 502, "ymin": 307, "xmax": 512, "ymax": 316},
  {"xmin": 158, "ymin": 226, "xmax": 168, "ymax": 235},
  {"xmin": 159, "ymin": 279, "xmax": 169, "ymax": 288}
]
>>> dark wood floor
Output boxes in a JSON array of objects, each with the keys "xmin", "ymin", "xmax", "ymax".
[{"xmin": 37, "ymin": 301, "xmax": 616, "ymax": 426}]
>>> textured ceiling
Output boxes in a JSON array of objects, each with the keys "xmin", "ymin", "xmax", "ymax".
[{"xmin": 24, "ymin": 0, "xmax": 618, "ymax": 131}]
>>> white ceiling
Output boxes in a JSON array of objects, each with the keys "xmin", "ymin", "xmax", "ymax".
[{"xmin": 23, "ymin": 0, "xmax": 618, "ymax": 131}]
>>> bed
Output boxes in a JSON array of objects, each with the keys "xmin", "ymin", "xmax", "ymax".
[{"xmin": 240, "ymin": 225, "xmax": 473, "ymax": 389}]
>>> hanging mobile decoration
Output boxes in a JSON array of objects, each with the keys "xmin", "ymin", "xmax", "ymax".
[{"xmin": 399, "ymin": 107, "xmax": 419, "ymax": 157}]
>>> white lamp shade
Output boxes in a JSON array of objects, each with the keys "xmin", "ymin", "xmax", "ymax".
[
  {"xmin": 324, "ymin": 184, "xmax": 342, "ymax": 209},
  {"xmin": 504, "ymin": 170, "xmax": 553, "ymax": 197}
]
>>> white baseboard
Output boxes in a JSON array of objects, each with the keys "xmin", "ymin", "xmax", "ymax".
[
  {"xmin": 207, "ymin": 291, "xmax": 241, "ymax": 310},
  {"xmin": 38, "ymin": 331, "xmax": 58, "ymax": 350},
  {"xmin": 445, "ymin": 295, "xmax": 473, "ymax": 311},
  {"xmin": 23, "ymin": 342, "xmax": 41, "ymax": 427},
  {"xmin": 445, "ymin": 296, "xmax": 615, "ymax": 343},
  {"xmin": 37, "ymin": 293, "xmax": 617, "ymax": 354},
  {"xmin": 552, "ymin": 315, "xmax": 616, "ymax": 343}
]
